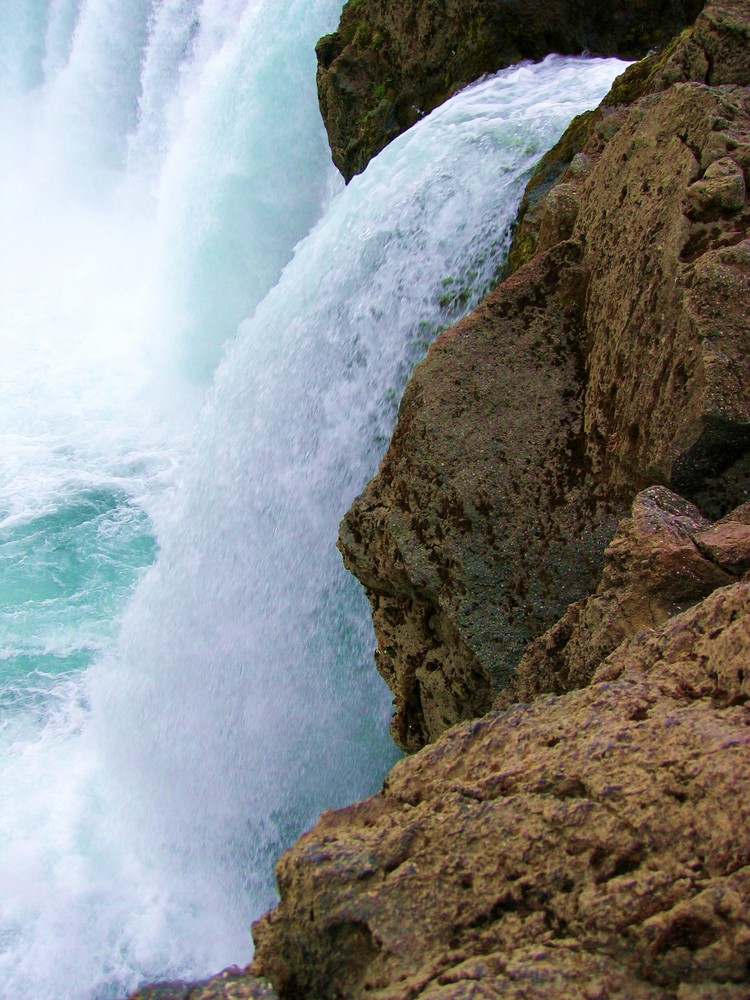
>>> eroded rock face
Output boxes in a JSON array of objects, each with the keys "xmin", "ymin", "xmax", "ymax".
[
  {"xmin": 576, "ymin": 83, "xmax": 750, "ymax": 501},
  {"xmin": 340, "ymin": 16, "xmax": 750, "ymax": 750},
  {"xmin": 250, "ymin": 580, "xmax": 750, "ymax": 999},
  {"xmin": 495, "ymin": 486, "xmax": 738, "ymax": 708},
  {"xmin": 507, "ymin": 0, "xmax": 750, "ymax": 274},
  {"xmin": 316, "ymin": 0, "xmax": 705, "ymax": 181},
  {"xmin": 338, "ymin": 241, "xmax": 618, "ymax": 752}
]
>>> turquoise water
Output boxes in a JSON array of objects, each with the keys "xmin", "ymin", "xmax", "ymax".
[
  {"xmin": 0, "ymin": 490, "xmax": 155, "ymax": 691},
  {"xmin": 0, "ymin": 2, "xmax": 627, "ymax": 996}
]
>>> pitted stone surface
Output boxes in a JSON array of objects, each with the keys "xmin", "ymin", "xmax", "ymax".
[
  {"xmin": 340, "ymin": 50, "xmax": 750, "ymax": 750},
  {"xmin": 251, "ymin": 584, "xmax": 750, "ymax": 999}
]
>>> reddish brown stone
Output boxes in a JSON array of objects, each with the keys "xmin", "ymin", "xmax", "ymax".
[
  {"xmin": 495, "ymin": 487, "xmax": 738, "ymax": 708},
  {"xmin": 251, "ymin": 584, "xmax": 750, "ymax": 999},
  {"xmin": 340, "ymin": 24, "xmax": 750, "ymax": 750}
]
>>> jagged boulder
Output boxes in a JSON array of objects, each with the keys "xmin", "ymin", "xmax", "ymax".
[
  {"xmin": 316, "ymin": 0, "xmax": 705, "ymax": 181},
  {"xmin": 250, "ymin": 574, "xmax": 750, "ymax": 999},
  {"xmin": 339, "ymin": 1, "xmax": 750, "ymax": 750},
  {"xmin": 495, "ymin": 486, "xmax": 742, "ymax": 707}
]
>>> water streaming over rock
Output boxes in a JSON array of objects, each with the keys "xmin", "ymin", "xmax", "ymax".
[{"xmin": 0, "ymin": 2, "xmax": 626, "ymax": 996}]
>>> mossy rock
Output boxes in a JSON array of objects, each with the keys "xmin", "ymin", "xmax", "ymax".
[{"xmin": 316, "ymin": 0, "xmax": 705, "ymax": 181}]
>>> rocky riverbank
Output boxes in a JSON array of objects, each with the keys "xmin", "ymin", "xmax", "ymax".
[{"xmin": 130, "ymin": 0, "xmax": 750, "ymax": 996}]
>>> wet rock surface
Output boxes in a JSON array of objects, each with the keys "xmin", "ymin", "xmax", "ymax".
[
  {"xmin": 338, "ymin": 241, "xmax": 617, "ymax": 752},
  {"xmin": 127, "ymin": 968, "xmax": 278, "ymax": 1000}
]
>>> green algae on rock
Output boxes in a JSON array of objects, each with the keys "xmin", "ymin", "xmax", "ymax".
[{"xmin": 316, "ymin": 0, "xmax": 705, "ymax": 180}]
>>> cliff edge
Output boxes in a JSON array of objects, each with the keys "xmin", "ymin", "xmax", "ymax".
[
  {"xmin": 316, "ymin": 0, "xmax": 704, "ymax": 180},
  {"xmin": 339, "ymin": 0, "xmax": 750, "ymax": 751},
  {"xmin": 128, "ymin": 2, "xmax": 750, "ymax": 998},
  {"xmin": 252, "ymin": 524, "xmax": 750, "ymax": 998}
]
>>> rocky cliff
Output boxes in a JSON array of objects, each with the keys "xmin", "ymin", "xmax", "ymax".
[
  {"xmin": 315, "ymin": 0, "xmax": 705, "ymax": 180},
  {"xmin": 252, "ymin": 518, "xmax": 750, "ymax": 998},
  {"xmin": 339, "ymin": 0, "xmax": 750, "ymax": 752}
]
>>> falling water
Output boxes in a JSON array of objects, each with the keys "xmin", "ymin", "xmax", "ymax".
[{"xmin": 0, "ymin": 1, "xmax": 626, "ymax": 996}]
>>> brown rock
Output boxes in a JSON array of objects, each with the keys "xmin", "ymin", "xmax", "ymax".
[
  {"xmin": 691, "ymin": 0, "xmax": 750, "ymax": 86},
  {"xmin": 507, "ymin": 0, "xmax": 750, "ymax": 274},
  {"xmin": 341, "ymin": 75, "xmax": 750, "ymax": 750},
  {"xmin": 251, "ymin": 583, "xmax": 750, "ymax": 999},
  {"xmin": 495, "ymin": 486, "xmax": 737, "ymax": 707},
  {"xmin": 316, "ymin": 0, "xmax": 705, "ymax": 181},
  {"xmin": 617, "ymin": 0, "xmax": 750, "ymax": 95},
  {"xmin": 126, "ymin": 968, "xmax": 278, "ymax": 1000},
  {"xmin": 338, "ymin": 240, "xmax": 618, "ymax": 752},
  {"xmin": 687, "ymin": 156, "xmax": 746, "ymax": 215},
  {"xmin": 578, "ymin": 85, "xmax": 750, "ymax": 498},
  {"xmin": 694, "ymin": 520, "xmax": 750, "ymax": 574}
]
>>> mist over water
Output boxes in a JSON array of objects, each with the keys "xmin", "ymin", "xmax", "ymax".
[{"xmin": 0, "ymin": 1, "xmax": 626, "ymax": 996}]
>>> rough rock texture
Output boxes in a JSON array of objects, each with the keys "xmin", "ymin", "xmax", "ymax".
[
  {"xmin": 339, "ymin": 2, "xmax": 750, "ymax": 750},
  {"xmin": 695, "ymin": 499, "xmax": 750, "ymax": 570},
  {"xmin": 507, "ymin": 0, "xmax": 750, "ymax": 273},
  {"xmin": 493, "ymin": 486, "xmax": 748, "ymax": 707},
  {"xmin": 251, "ymin": 577, "xmax": 750, "ymax": 999},
  {"xmin": 576, "ymin": 83, "xmax": 750, "ymax": 501},
  {"xmin": 338, "ymin": 241, "xmax": 618, "ymax": 752},
  {"xmin": 316, "ymin": 0, "xmax": 705, "ymax": 180},
  {"xmin": 127, "ymin": 968, "xmax": 278, "ymax": 1000}
]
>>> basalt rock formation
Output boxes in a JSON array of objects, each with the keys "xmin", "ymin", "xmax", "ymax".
[
  {"xmin": 251, "ymin": 498, "xmax": 750, "ymax": 997},
  {"xmin": 339, "ymin": 0, "xmax": 750, "ymax": 751},
  {"xmin": 315, "ymin": 0, "xmax": 705, "ymax": 180}
]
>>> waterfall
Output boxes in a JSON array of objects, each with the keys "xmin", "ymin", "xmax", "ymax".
[{"xmin": 0, "ymin": 1, "xmax": 626, "ymax": 996}]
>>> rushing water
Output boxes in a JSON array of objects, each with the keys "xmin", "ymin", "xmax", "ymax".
[{"xmin": 0, "ymin": 2, "xmax": 626, "ymax": 996}]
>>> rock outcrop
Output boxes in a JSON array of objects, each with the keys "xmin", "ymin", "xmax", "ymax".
[
  {"xmin": 132, "ymin": 5, "xmax": 750, "ymax": 999},
  {"xmin": 495, "ymin": 486, "xmax": 747, "ymax": 707},
  {"xmin": 252, "ymin": 5, "xmax": 750, "ymax": 992},
  {"xmin": 316, "ymin": 0, "xmax": 705, "ymax": 180},
  {"xmin": 339, "ymin": 0, "xmax": 750, "ymax": 751},
  {"xmin": 338, "ymin": 240, "xmax": 617, "ymax": 752},
  {"xmin": 507, "ymin": 0, "xmax": 750, "ymax": 273},
  {"xmin": 128, "ymin": 968, "xmax": 278, "ymax": 1000},
  {"xmin": 251, "ymin": 540, "xmax": 750, "ymax": 998}
]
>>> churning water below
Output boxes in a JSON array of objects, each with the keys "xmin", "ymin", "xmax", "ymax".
[{"xmin": 0, "ymin": 2, "xmax": 626, "ymax": 995}]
